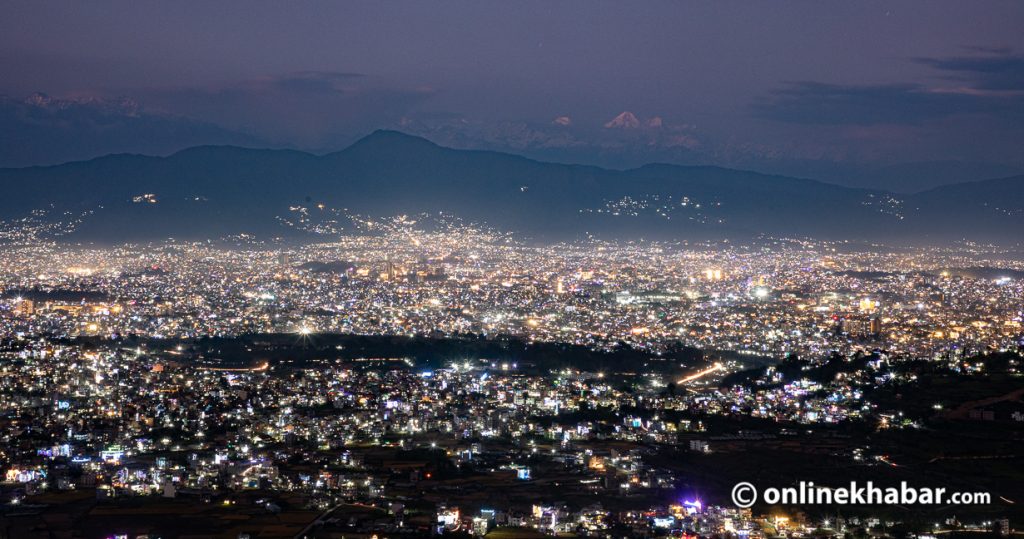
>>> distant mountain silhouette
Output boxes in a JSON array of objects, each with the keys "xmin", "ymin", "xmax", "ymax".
[
  {"xmin": 0, "ymin": 130, "xmax": 1021, "ymax": 243},
  {"xmin": 0, "ymin": 93, "xmax": 265, "ymax": 167}
]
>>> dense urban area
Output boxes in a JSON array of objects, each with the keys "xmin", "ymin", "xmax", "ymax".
[{"xmin": 1, "ymin": 224, "xmax": 1022, "ymax": 538}]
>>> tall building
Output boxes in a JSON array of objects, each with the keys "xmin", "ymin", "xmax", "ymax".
[
  {"xmin": 869, "ymin": 317, "xmax": 882, "ymax": 338},
  {"xmin": 13, "ymin": 298, "xmax": 35, "ymax": 315}
]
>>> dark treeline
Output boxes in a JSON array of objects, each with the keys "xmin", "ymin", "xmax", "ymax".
[{"xmin": 67, "ymin": 332, "xmax": 726, "ymax": 375}]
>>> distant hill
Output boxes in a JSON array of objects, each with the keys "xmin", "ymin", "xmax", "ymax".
[
  {"xmin": 0, "ymin": 93, "xmax": 265, "ymax": 168},
  {"xmin": 0, "ymin": 130, "xmax": 1021, "ymax": 243}
]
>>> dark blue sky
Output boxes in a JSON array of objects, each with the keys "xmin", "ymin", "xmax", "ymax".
[{"xmin": 2, "ymin": 1, "xmax": 1023, "ymax": 187}]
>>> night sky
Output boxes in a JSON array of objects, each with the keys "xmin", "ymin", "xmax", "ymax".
[{"xmin": 2, "ymin": 1, "xmax": 1023, "ymax": 187}]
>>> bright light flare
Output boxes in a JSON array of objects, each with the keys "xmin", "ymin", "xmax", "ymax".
[{"xmin": 678, "ymin": 362, "xmax": 724, "ymax": 384}]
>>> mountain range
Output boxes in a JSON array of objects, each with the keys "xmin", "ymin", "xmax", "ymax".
[
  {"xmin": 0, "ymin": 130, "xmax": 1021, "ymax": 244},
  {"xmin": 0, "ymin": 93, "xmax": 265, "ymax": 168}
]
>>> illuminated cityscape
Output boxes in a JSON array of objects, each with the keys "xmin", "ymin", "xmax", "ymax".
[
  {"xmin": 0, "ymin": 224, "xmax": 1022, "ymax": 537},
  {"xmin": 1, "ymin": 230, "xmax": 1022, "ymax": 357},
  {"xmin": 2, "ymin": 2, "xmax": 1024, "ymax": 538}
]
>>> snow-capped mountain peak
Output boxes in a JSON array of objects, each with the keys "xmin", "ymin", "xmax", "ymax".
[{"xmin": 604, "ymin": 111, "xmax": 641, "ymax": 129}]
